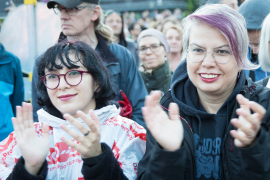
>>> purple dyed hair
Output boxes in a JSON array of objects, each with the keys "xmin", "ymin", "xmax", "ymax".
[{"xmin": 182, "ymin": 4, "xmax": 258, "ymax": 69}]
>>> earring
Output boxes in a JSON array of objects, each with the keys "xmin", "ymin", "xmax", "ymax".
[{"xmin": 238, "ymin": 71, "xmax": 241, "ymax": 78}]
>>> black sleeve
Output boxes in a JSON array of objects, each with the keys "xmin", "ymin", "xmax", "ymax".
[
  {"xmin": 7, "ymin": 157, "xmax": 47, "ymax": 180},
  {"xmin": 81, "ymin": 143, "xmax": 128, "ymax": 180},
  {"xmin": 137, "ymin": 131, "xmax": 186, "ymax": 180},
  {"xmin": 238, "ymin": 126, "xmax": 270, "ymax": 179}
]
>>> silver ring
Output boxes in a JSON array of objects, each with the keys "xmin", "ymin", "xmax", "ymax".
[
  {"xmin": 247, "ymin": 135, "xmax": 253, "ymax": 138},
  {"xmin": 84, "ymin": 130, "xmax": 90, "ymax": 136}
]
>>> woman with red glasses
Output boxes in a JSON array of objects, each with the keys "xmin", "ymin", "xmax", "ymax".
[{"xmin": 0, "ymin": 41, "xmax": 146, "ymax": 180}]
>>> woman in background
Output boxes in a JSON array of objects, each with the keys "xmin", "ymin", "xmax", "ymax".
[
  {"xmin": 163, "ymin": 25, "xmax": 185, "ymax": 72},
  {"xmin": 137, "ymin": 29, "xmax": 172, "ymax": 94}
]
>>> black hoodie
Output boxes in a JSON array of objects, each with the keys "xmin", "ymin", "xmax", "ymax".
[
  {"xmin": 170, "ymin": 59, "xmax": 245, "ymax": 179},
  {"xmin": 138, "ymin": 59, "xmax": 270, "ymax": 180}
]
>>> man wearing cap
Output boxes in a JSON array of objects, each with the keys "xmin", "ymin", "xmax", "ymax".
[
  {"xmin": 32, "ymin": 0, "xmax": 148, "ymax": 127},
  {"xmin": 239, "ymin": 0, "xmax": 270, "ymax": 81}
]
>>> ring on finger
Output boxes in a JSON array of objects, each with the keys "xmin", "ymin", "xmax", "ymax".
[
  {"xmin": 247, "ymin": 134, "xmax": 253, "ymax": 138},
  {"xmin": 84, "ymin": 130, "xmax": 90, "ymax": 136}
]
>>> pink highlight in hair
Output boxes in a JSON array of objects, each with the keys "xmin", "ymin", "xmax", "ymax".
[{"xmin": 190, "ymin": 14, "xmax": 243, "ymax": 66}]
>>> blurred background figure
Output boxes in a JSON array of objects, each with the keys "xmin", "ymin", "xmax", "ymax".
[
  {"xmin": 173, "ymin": 8, "xmax": 182, "ymax": 20},
  {"xmin": 160, "ymin": 17, "xmax": 178, "ymax": 32},
  {"xmin": 4, "ymin": 0, "xmax": 16, "ymax": 13},
  {"xmin": 207, "ymin": 0, "xmax": 239, "ymax": 11},
  {"xmin": 163, "ymin": 25, "xmax": 185, "ymax": 72},
  {"xmin": 137, "ymin": 29, "xmax": 172, "ymax": 94},
  {"xmin": 0, "ymin": 39, "xmax": 24, "ymax": 141},
  {"xmin": 258, "ymin": 13, "xmax": 270, "ymax": 87},
  {"xmin": 105, "ymin": 9, "xmax": 140, "ymax": 67},
  {"xmin": 239, "ymin": 0, "xmax": 270, "ymax": 81},
  {"xmin": 128, "ymin": 22, "xmax": 141, "ymax": 42}
]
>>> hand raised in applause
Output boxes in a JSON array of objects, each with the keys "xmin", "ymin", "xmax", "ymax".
[
  {"xmin": 230, "ymin": 94, "xmax": 266, "ymax": 147},
  {"xmin": 142, "ymin": 91, "xmax": 184, "ymax": 151},
  {"xmin": 60, "ymin": 110, "xmax": 102, "ymax": 159},
  {"xmin": 11, "ymin": 103, "xmax": 50, "ymax": 175}
]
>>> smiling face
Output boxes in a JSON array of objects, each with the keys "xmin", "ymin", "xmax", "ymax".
[
  {"xmin": 58, "ymin": 3, "xmax": 99, "ymax": 37},
  {"xmin": 104, "ymin": 12, "xmax": 122, "ymax": 36},
  {"xmin": 187, "ymin": 22, "xmax": 239, "ymax": 97},
  {"xmin": 45, "ymin": 53, "xmax": 97, "ymax": 118},
  {"xmin": 138, "ymin": 36, "xmax": 167, "ymax": 70}
]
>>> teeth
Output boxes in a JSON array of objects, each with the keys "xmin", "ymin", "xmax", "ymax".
[{"xmin": 200, "ymin": 74, "xmax": 218, "ymax": 79}]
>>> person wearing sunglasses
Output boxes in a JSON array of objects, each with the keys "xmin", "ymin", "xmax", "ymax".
[
  {"xmin": 138, "ymin": 4, "xmax": 270, "ymax": 180},
  {"xmin": 137, "ymin": 29, "xmax": 172, "ymax": 94},
  {"xmin": 31, "ymin": 0, "xmax": 148, "ymax": 128},
  {"xmin": 0, "ymin": 41, "xmax": 146, "ymax": 180},
  {"xmin": 104, "ymin": 9, "xmax": 141, "ymax": 67}
]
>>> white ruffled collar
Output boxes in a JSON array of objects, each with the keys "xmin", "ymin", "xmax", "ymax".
[{"xmin": 37, "ymin": 105, "xmax": 120, "ymax": 128}]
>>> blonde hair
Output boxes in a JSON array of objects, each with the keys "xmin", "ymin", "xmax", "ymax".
[
  {"xmin": 259, "ymin": 13, "xmax": 270, "ymax": 71},
  {"xmin": 86, "ymin": 3, "xmax": 114, "ymax": 43},
  {"xmin": 163, "ymin": 24, "xmax": 183, "ymax": 37}
]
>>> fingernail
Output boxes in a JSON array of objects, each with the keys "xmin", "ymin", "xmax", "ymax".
[{"xmin": 60, "ymin": 124, "xmax": 65, "ymax": 129}]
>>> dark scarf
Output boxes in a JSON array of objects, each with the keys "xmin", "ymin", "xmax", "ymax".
[{"xmin": 140, "ymin": 60, "xmax": 172, "ymax": 93}]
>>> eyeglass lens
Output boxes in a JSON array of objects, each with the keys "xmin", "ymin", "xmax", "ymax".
[
  {"xmin": 54, "ymin": 7, "xmax": 77, "ymax": 16},
  {"xmin": 45, "ymin": 71, "xmax": 82, "ymax": 89},
  {"xmin": 188, "ymin": 45, "xmax": 232, "ymax": 64},
  {"xmin": 139, "ymin": 44, "xmax": 161, "ymax": 54}
]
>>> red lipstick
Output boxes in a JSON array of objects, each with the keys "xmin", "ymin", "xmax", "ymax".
[
  {"xmin": 58, "ymin": 94, "xmax": 76, "ymax": 101},
  {"xmin": 199, "ymin": 74, "xmax": 220, "ymax": 83}
]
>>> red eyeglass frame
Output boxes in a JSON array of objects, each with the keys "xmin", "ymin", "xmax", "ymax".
[{"xmin": 40, "ymin": 70, "xmax": 90, "ymax": 90}]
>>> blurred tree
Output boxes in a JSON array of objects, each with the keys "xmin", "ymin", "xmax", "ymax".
[{"xmin": 183, "ymin": 0, "xmax": 199, "ymax": 18}]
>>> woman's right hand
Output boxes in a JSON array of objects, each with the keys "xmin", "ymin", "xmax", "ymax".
[
  {"xmin": 142, "ymin": 91, "xmax": 184, "ymax": 151},
  {"xmin": 11, "ymin": 103, "xmax": 50, "ymax": 175}
]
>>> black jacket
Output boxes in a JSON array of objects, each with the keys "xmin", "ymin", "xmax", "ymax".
[
  {"xmin": 138, "ymin": 60, "xmax": 270, "ymax": 180},
  {"xmin": 7, "ymin": 143, "xmax": 128, "ymax": 180}
]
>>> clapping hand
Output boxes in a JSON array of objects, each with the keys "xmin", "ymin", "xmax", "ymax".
[
  {"xmin": 142, "ymin": 91, "xmax": 184, "ymax": 151},
  {"xmin": 11, "ymin": 103, "xmax": 50, "ymax": 175},
  {"xmin": 230, "ymin": 94, "xmax": 266, "ymax": 148},
  {"xmin": 60, "ymin": 110, "xmax": 102, "ymax": 159}
]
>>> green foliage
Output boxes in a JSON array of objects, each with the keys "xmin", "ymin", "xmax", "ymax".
[{"xmin": 183, "ymin": 0, "xmax": 199, "ymax": 18}]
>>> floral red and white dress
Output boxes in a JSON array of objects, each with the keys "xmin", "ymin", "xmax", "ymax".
[{"xmin": 0, "ymin": 105, "xmax": 146, "ymax": 180}]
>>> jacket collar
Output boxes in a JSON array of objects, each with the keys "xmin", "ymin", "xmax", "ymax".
[
  {"xmin": 58, "ymin": 32, "xmax": 119, "ymax": 65},
  {"xmin": 140, "ymin": 60, "xmax": 171, "ymax": 90},
  {"xmin": 0, "ymin": 44, "xmax": 11, "ymax": 64}
]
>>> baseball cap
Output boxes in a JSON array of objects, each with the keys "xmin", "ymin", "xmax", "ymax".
[{"xmin": 47, "ymin": 0, "xmax": 100, "ymax": 9}]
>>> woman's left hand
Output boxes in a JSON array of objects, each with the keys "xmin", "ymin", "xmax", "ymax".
[
  {"xmin": 230, "ymin": 94, "xmax": 266, "ymax": 148},
  {"xmin": 60, "ymin": 110, "xmax": 102, "ymax": 159}
]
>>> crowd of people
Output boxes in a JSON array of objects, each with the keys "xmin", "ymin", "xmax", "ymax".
[{"xmin": 1, "ymin": 0, "xmax": 270, "ymax": 179}]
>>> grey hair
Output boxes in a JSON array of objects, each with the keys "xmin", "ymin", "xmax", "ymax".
[
  {"xmin": 259, "ymin": 13, "xmax": 270, "ymax": 72},
  {"xmin": 85, "ymin": 3, "xmax": 114, "ymax": 43},
  {"xmin": 182, "ymin": 4, "xmax": 258, "ymax": 70}
]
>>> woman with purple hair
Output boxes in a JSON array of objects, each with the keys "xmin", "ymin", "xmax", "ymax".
[{"xmin": 138, "ymin": 4, "xmax": 270, "ymax": 180}]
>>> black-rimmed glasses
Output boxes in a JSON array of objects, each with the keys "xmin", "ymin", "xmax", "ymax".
[
  {"xmin": 53, "ymin": 5, "xmax": 90, "ymax": 16},
  {"xmin": 138, "ymin": 43, "xmax": 163, "ymax": 55},
  {"xmin": 40, "ymin": 70, "xmax": 90, "ymax": 90}
]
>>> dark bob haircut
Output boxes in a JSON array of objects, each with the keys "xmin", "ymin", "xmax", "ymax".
[{"xmin": 37, "ymin": 41, "xmax": 115, "ymax": 117}]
